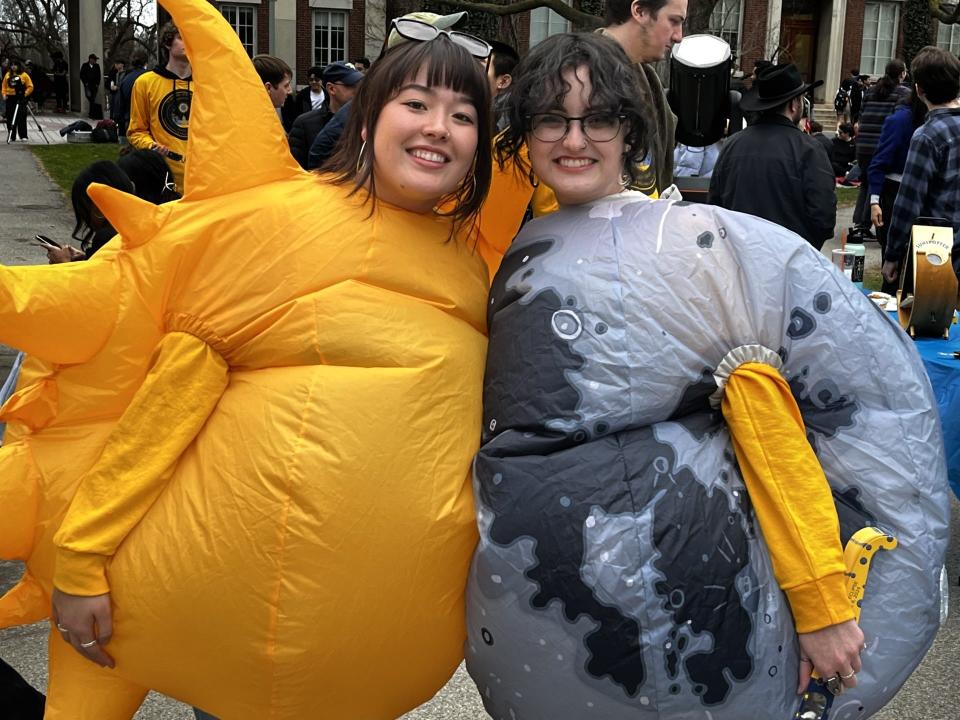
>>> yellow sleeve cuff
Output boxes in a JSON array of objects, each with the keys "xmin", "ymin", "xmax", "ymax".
[
  {"xmin": 54, "ymin": 549, "xmax": 111, "ymax": 596},
  {"xmin": 783, "ymin": 571, "xmax": 856, "ymax": 633}
]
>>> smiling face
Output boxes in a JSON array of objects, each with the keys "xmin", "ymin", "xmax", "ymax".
[
  {"xmin": 635, "ymin": 0, "xmax": 686, "ymax": 62},
  {"xmin": 526, "ymin": 66, "xmax": 628, "ymax": 207},
  {"xmin": 370, "ymin": 68, "xmax": 479, "ymax": 214}
]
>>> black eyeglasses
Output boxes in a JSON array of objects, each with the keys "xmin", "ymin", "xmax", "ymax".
[
  {"xmin": 527, "ymin": 112, "xmax": 627, "ymax": 143},
  {"xmin": 390, "ymin": 18, "xmax": 492, "ymax": 60}
]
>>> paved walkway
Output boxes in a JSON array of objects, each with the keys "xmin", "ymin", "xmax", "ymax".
[
  {"xmin": 2, "ymin": 105, "xmax": 98, "ymax": 146},
  {"xmin": 0, "ymin": 138, "xmax": 956, "ymax": 718},
  {"xmin": 0, "ymin": 141, "xmax": 71, "ymax": 378}
]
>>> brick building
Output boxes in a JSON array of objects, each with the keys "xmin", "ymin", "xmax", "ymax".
[
  {"xmin": 203, "ymin": 0, "xmax": 960, "ymax": 103},
  {"xmin": 202, "ymin": 0, "xmax": 369, "ymax": 84},
  {"xmin": 705, "ymin": 0, "xmax": 960, "ymax": 104}
]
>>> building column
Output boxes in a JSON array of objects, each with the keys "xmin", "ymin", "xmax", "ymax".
[
  {"xmin": 816, "ymin": 0, "xmax": 847, "ymax": 103},
  {"xmin": 765, "ymin": 0, "xmax": 783, "ymax": 60},
  {"xmin": 67, "ymin": 0, "xmax": 103, "ymax": 114},
  {"xmin": 275, "ymin": 0, "xmax": 298, "ymax": 79}
]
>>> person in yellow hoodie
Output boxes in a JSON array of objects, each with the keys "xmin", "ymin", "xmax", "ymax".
[
  {"xmin": 0, "ymin": 1, "xmax": 506, "ymax": 717},
  {"xmin": 127, "ymin": 21, "xmax": 191, "ymax": 192},
  {"xmin": 2, "ymin": 59, "xmax": 33, "ymax": 141}
]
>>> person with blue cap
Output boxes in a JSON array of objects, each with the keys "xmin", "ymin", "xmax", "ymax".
[{"xmin": 288, "ymin": 60, "xmax": 363, "ymax": 169}]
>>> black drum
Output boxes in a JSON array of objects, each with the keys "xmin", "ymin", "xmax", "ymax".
[{"xmin": 669, "ymin": 34, "xmax": 732, "ymax": 147}]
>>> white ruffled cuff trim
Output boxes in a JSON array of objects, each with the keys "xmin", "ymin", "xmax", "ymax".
[{"xmin": 709, "ymin": 344, "xmax": 784, "ymax": 408}]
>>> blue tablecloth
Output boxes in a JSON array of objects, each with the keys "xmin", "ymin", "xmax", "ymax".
[{"xmin": 887, "ymin": 310, "xmax": 960, "ymax": 498}]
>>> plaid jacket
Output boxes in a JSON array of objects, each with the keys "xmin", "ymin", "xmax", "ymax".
[{"xmin": 884, "ymin": 106, "xmax": 960, "ymax": 263}]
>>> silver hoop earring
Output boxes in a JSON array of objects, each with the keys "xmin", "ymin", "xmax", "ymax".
[
  {"xmin": 356, "ymin": 140, "xmax": 367, "ymax": 175},
  {"xmin": 619, "ymin": 172, "xmax": 631, "ymax": 188}
]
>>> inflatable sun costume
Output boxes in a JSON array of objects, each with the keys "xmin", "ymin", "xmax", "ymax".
[
  {"xmin": 465, "ymin": 193, "xmax": 950, "ymax": 720},
  {"xmin": 0, "ymin": 0, "xmax": 496, "ymax": 717}
]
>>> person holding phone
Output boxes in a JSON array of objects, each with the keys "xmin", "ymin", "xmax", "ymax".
[{"xmin": 43, "ymin": 161, "xmax": 134, "ymax": 263}]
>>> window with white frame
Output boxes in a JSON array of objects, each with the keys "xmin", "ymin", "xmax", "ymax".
[
  {"xmin": 709, "ymin": 0, "xmax": 743, "ymax": 57},
  {"xmin": 221, "ymin": 4, "xmax": 256, "ymax": 57},
  {"xmin": 314, "ymin": 9, "xmax": 348, "ymax": 68},
  {"xmin": 529, "ymin": 1, "xmax": 570, "ymax": 47},
  {"xmin": 860, "ymin": 2, "xmax": 900, "ymax": 76},
  {"xmin": 937, "ymin": 22, "xmax": 960, "ymax": 54}
]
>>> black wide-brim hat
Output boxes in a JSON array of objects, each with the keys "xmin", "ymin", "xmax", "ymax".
[{"xmin": 740, "ymin": 63, "xmax": 824, "ymax": 112}]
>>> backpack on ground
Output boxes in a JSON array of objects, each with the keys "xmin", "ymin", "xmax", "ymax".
[{"xmin": 92, "ymin": 118, "xmax": 118, "ymax": 143}]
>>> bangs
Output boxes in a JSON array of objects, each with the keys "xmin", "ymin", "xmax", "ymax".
[
  {"xmin": 388, "ymin": 37, "xmax": 489, "ymax": 111},
  {"xmin": 322, "ymin": 33, "xmax": 494, "ymax": 243}
]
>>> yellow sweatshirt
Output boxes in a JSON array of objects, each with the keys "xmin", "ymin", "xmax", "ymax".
[
  {"xmin": 127, "ymin": 66, "xmax": 192, "ymax": 193},
  {"xmin": 1, "ymin": 71, "xmax": 33, "ymax": 98}
]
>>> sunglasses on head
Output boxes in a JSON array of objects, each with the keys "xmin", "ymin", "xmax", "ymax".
[{"xmin": 390, "ymin": 18, "xmax": 492, "ymax": 60}]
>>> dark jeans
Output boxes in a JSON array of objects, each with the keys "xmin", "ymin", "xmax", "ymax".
[
  {"xmin": 83, "ymin": 85, "xmax": 100, "ymax": 118},
  {"xmin": 877, "ymin": 178, "xmax": 901, "ymax": 294},
  {"xmin": 0, "ymin": 658, "xmax": 45, "ymax": 718},
  {"xmin": 853, "ymin": 153, "xmax": 873, "ymax": 228},
  {"xmin": 4, "ymin": 97, "xmax": 27, "ymax": 139},
  {"xmin": 54, "ymin": 77, "xmax": 67, "ymax": 110}
]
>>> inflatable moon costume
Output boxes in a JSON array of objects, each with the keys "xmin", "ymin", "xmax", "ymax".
[
  {"xmin": 0, "ymin": 1, "xmax": 497, "ymax": 717},
  {"xmin": 466, "ymin": 193, "xmax": 949, "ymax": 720}
]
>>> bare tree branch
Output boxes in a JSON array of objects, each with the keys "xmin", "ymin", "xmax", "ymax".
[
  {"xmin": 435, "ymin": 0, "xmax": 603, "ymax": 28},
  {"xmin": 1, "ymin": 0, "xmax": 156, "ymax": 60}
]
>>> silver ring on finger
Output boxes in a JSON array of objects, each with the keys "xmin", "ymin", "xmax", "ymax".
[
  {"xmin": 825, "ymin": 675, "xmax": 843, "ymax": 695},
  {"xmin": 79, "ymin": 639, "xmax": 98, "ymax": 648},
  {"xmin": 56, "ymin": 624, "xmax": 68, "ymax": 633},
  {"xmin": 840, "ymin": 671, "xmax": 856, "ymax": 680}
]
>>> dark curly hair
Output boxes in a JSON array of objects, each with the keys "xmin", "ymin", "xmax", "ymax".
[{"xmin": 495, "ymin": 32, "xmax": 649, "ymax": 187}]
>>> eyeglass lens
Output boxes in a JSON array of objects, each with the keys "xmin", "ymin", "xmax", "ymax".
[{"xmin": 530, "ymin": 114, "xmax": 623, "ymax": 142}]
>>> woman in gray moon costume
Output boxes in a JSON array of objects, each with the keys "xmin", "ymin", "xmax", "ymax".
[{"xmin": 466, "ymin": 33, "xmax": 949, "ymax": 720}]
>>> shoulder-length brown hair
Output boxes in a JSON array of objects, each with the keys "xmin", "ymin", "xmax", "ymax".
[{"xmin": 323, "ymin": 36, "xmax": 492, "ymax": 240}]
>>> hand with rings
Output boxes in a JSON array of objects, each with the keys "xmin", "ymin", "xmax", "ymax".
[
  {"xmin": 797, "ymin": 618, "xmax": 864, "ymax": 695},
  {"xmin": 51, "ymin": 587, "xmax": 115, "ymax": 668}
]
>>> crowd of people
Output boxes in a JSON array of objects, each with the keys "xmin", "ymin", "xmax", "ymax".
[{"xmin": 0, "ymin": 0, "xmax": 955, "ymax": 718}]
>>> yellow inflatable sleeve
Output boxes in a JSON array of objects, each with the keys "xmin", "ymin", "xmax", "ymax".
[
  {"xmin": 53, "ymin": 332, "xmax": 228, "ymax": 595},
  {"xmin": 721, "ymin": 362, "xmax": 853, "ymax": 633}
]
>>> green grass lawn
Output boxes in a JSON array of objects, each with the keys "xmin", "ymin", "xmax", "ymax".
[
  {"xmin": 836, "ymin": 185, "xmax": 859, "ymax": 208},
  {"xmin": 30, "ymin": 144, "xmax": 122, "ymax": 194}
]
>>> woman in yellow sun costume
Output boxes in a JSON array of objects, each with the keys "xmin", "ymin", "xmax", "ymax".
[{"xmin": 0, "ymin": 0, "xmax": 503, "ymax": 716}]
